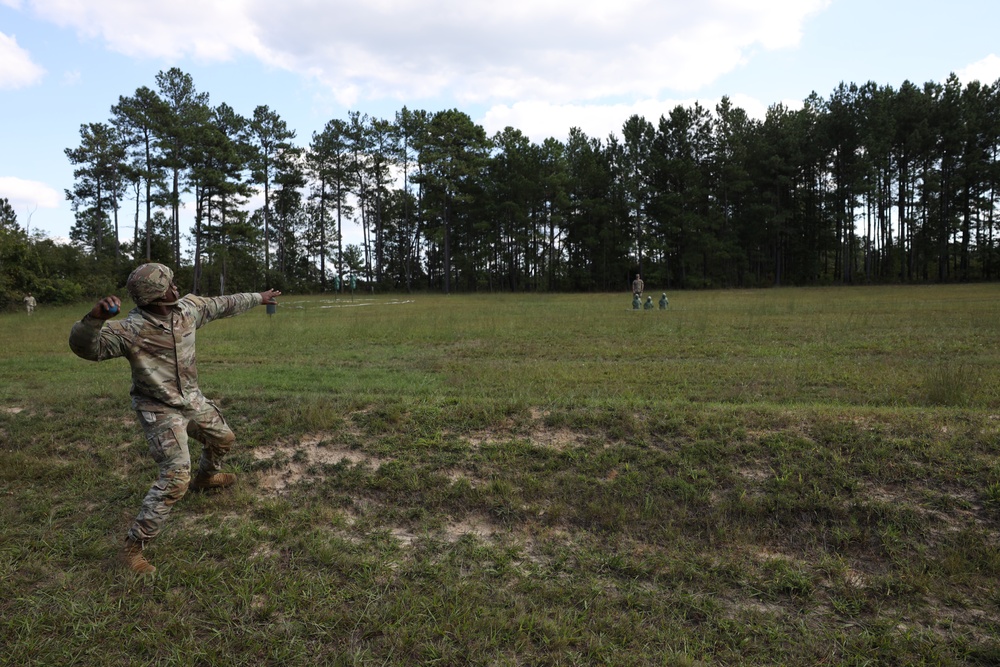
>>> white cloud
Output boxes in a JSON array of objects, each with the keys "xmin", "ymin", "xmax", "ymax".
[
  {"xmin": 0, "ymin": 31, "xmax": 45, "ymax": 89},
  {"xmin": 957, "ymin": 54, "xmax": 1000, "ymax": 85},
  {"xmin": 480, "ymin": 93, "xmax": 805, "ymax": 144},
  {"xmin": 27, "ymin": 0, "xmax": 265, "ymax": 62},
  {"xmin": 481, "ymin": 100, "xmax": 680, "ymax": 143},
  {"xmin": 725, "ymin": 93, "xmax": 804, "ymax": 120},
  {"xmin": 0, "ymin": 176, "xmax": 62, "ymax": 210},
  {"xmin": 251, "ymin": 0, "xmax": 831, "ymax": 104},
  {"xmin": 22, "ymin": 0, "xmax": 830, "ymax": 105}
]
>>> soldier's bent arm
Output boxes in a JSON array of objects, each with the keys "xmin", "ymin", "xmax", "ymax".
[{"xmin": 69, "ymin": 314, "xmax": 129, "ymax": 362}]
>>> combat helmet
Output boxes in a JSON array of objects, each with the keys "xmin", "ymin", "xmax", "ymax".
[{"xmin": 127, "ymin": 263, "xmax": 174, "ymax": 306}]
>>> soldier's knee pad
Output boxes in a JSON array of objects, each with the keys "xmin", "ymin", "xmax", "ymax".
[
  {"xmin": 165, "ymin": 467, "xmax": 191, "ymax": 505},
  {"xmin": 217, "ymin": 431, "xmax": 236, "ymax": 453}
]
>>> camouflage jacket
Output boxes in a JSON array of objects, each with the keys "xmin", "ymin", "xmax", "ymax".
[{"xmin": 69, "ymin": 293, "xmax": 263, "ymax": 411}]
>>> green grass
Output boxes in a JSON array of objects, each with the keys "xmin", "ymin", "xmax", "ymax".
[{"xmin": 2, "ymin": 285, "xmax": 1000, "ymax": 665}]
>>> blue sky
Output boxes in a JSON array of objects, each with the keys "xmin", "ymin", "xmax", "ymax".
[{"xmin": 2, "ymin": 0, "xmax": 999, "ymax": 246}]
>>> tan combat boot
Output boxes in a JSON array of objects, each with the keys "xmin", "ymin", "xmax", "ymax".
[
  {"xmin": 190, "ymin": 472, "xmax": 236, "ymax": 491},
  {"xmin": 121, "ymin": 537, "xmax": 155, "ymax": 574}
]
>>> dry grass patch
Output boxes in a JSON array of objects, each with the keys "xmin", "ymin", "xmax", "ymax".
[{"xmin": 859, "ymin": 482, "xmax": 991, "ymax": 534}]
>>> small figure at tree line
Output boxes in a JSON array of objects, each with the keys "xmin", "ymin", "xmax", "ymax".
[
  {"xmin": 659, "ymin": 293, "xmax": 668, "ymax": 310},
  {"xmin": 23, "ymin": 292, "xmax": 36, "ymax": 315},
  {"xmin": 632, "ymin": 273, "xmax": 644, "ymax": 297}
]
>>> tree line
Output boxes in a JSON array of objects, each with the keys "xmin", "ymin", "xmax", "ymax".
[{"xmin": 3, "ymin": 68, "xmax": 1000, "ymax": 308}]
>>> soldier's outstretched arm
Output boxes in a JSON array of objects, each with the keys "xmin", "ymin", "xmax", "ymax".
[{"xmin": 192, "ymin": 289, "xmax": 283, "ymax": 327}]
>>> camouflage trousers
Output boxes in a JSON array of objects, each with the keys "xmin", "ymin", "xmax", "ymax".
[{"xmin": 126, "ymin": 397, "xmax": 236, "ymax": 543}]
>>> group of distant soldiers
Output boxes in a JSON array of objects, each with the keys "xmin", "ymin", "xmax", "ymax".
[{"xmin": 630, "ymin": 274, "xmax": 668, "ymax": 311}]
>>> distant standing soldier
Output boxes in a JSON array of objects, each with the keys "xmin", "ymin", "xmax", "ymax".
[
  {"xmin": 632, "ymin": 274, "xmax": 644, "ymax": 298},
  {"xmin": 659, "ymin": 293, "xmax": 668, "ymax": 310},
  {"xmin": 68, "ymin": 263, "xmax": 281, "ymax": 575},
  {"xmin": 23, "ymin": 292, "xmax": 36, "ymax": 315}
]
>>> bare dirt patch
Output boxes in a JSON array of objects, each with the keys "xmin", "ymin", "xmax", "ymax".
[
  {"xmin": 441, "ymin": 514, "xmax": 498, "ymax": 542},
  {"xmin": 253, "ymin": 432, "xmax": 386, "ymax": 495},
  {"xmin": 341, "ymin": 505, "xmax": 500, "ymax": 547},
  {"xmin": 842, "ymin": 568, "xmax": 867, "ymax": 589},
  {"xmin": 390, "ymin": 514, "xmax": 500, "ymax": 546},
  {"xmin": 737, "ymin": 465, "xmax": 772, "ymax": 482},
  {"xmin": 463, "ymin": 408, "xmax": 599, "ymax": 451},
  {"xmin": 464, "ymin": 426, "xmax": 586, "ymax": 451}
]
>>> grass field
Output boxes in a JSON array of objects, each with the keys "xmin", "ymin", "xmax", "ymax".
[{"xmin": 2, "ymin": 285, "xmax": 999, "ymax": 666}]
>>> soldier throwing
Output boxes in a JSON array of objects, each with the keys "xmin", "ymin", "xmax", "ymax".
[{"xmin": 69, "ymin": 263, "xmax": 280, "ymax": 574}]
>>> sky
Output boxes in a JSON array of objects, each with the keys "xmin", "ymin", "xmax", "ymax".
[{"xmin": 2, "ymin": 0, "xmax": 1000, "ymax": 247}]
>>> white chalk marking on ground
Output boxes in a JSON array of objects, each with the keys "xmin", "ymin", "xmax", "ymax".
[
  {"xmin": 317, "ymin": 300, "xmax": 415, "ymax": 309},
  {"xmin": 261, "ymin": 299, "xmax": 415, "ymax": 310}
]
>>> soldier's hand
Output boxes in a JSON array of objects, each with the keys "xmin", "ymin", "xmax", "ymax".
[
  {"xmin": 260, "ymin": 289, "xmax": 281, "ymax": 305},
  {"xmin": 90, "ymin": 296, "xmax": 121, "ymax": 320}
]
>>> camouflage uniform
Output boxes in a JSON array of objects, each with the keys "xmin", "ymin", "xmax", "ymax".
[
  {"xmin": 632, "ymin": 276, "xmax": 644, "ymax": 297},
  {"xmin": 69, "ymin": 284, "xmax": 263, "ymax": 543}
]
